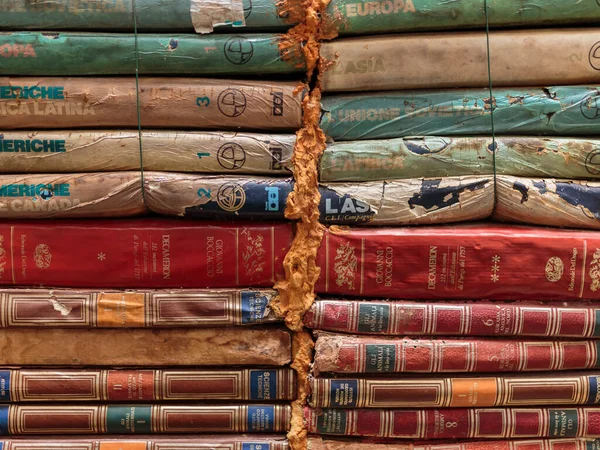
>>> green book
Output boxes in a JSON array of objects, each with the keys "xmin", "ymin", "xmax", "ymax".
[
  {"xmin": 323, "ymin": 0, "xmax": 600, "ymax": 35},
  {"xmin": 0, "ymin": 32, "xmax": 304, "ymax": 76},
  {"xmin": 0, "ymin": 0, "xmax": 294, "ymax": 31},
  {"xmin": 320, "ymin": 86, "xmax": 600, "ymax": 141}
]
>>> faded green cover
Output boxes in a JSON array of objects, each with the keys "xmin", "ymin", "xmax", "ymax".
[
  {"xmin": 320, "ymin": 86, "xmax": 600, "ymax": 141},
  {"xmin": 0, "ymin": 32, "xmax": 303, "ymax": 76},
  {"xmin": 0, "ymin": 0, "xmax": 292, "ymax": 31},
  {"xmin": 320, "ymin": 136, "xmax": 600, "ymax": 181},
  {"xmin": 324, "ymin": 0, "xmax": 600, "ymax": 35}
]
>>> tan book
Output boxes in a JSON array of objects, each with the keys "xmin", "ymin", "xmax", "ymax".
[
  {"xmin": 1, "ymin": 77, "xmax": 305, "ymax": 130},
  {"xmin": 322, "ymin": 28, "xmax": 600, "ymax": 91},
  {"xmin": 0, "ymin": 327, "xmax": 292, "ymax": 366}
]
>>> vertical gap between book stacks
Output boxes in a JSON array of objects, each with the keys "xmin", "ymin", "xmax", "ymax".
[
  {"xmin": 132, "ymin": 0, "xmax": 148, "ymax": 210},
  {"xmin": 483, "ymin": 0, "xmax": 497, "ymax": 197}
]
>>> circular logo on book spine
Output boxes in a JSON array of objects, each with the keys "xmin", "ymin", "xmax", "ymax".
[
  {"xmin": 590, "ymin": 41, "xmax": 600, "ymax": 71},
  {"xmin": 217, "ymin": 143, "xmax": 247, "ymax": 170},
  {"xmin": 216, "ymin": 183, "xmax": 247, "ymax": 212},
  {"xmin": 217, "ymin": 89, "xmax": 247, "ymax": 117},
  {"xmin": 34, "ymin": 244, "xmax": 52, "ymax": 269},
  {"xmin": 545, "ymin": 257, "xmax": 564, "ymax": 283},
  {"xmin": 224, "ymin": 36, "xmax": 254, "ymax": 65}
]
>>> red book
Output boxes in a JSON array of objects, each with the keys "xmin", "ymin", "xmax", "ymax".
[
  {"xmin": 305, "ymin": 406, "xmax": 600, "ymax": 439},
  {"xmin": 307, "ymin": 437, "xmax": 600, "ymax": 450},
  {"xmin": 309, "ymin": 373, "xmax": 600, "ymax": 408},
  {"xmin": 315, "ymin": 223, "xmax": 600, "ymax": 300},
  {"xmin": 305, "ymin": 299, "xmax": 600, "ymax": 338},
  {"xmin": 313, "ymin": 332, "xmax": 600, "ymax": 374},
  {"xmin": 0, "ymin": 219, "xmax": 292, "ymax": 288}
]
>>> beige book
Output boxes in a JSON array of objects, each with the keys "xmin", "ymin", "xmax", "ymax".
[{"xmin": 322, "ymin": 28, "xmax": 600, "ymax": 91}]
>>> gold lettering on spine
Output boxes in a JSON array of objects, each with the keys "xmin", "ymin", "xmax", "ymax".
[{"xmin": 428, "ymin": 246, "xmax": 437, "ymax": 290}]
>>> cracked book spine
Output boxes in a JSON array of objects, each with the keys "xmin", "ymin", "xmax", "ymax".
[
  {"xmin": 305, "ymin": 299, "xmax": 600, "ymax": 338},
  {"xmin": 0, "ymin": 404, "xmax": 290, "ymax": 434},
  {"xmin": 322, "ymin": 0, "xmax": 599, "ymax": 35},
  {"xmin": 319, "ymin": 86, "xmax": 600, "ymax": 141},
  {"xmin": 321, "ymin": 29, "xmax": 600, "ymax": 92},
  {"xmin": 0, "ymin": 33, "xmax": 304, "ymax": 76},
  {"xmin": 312, "ymin": 332, "xmax": 600, "ymax": 374},
  {"xmin": 310, "ymin": 373, "xmax": 600, "ymax": 408},
  {"xmin": 305, "ymin": 406, "xmax": 600, "ymax": 439},
  {"xmin": 307, "ymin": 436, "xmax": 600, "ymax": 450},
  {"xmin": 0, "ymin": 219, "xmax": 291, "ymax": 288},
  {"xmin": 143, "ymin": 173, "xmax": 493, "ymax": 225},
  {"xmin": 0, "ymin": 77, "xmax": 305, "ymax": 131},
  {"xmin": 0, "ymin": 131, "xmax": 295, "ymax": 174},
  {"xmin": 0, "ymin": 368, "xmax": 296, "ymax": 402},
  {"xmin": 495, "ymin": 175, "xmax": 600, "ymax": 231},
  {"xmin": 0, "ymin": 327, "xmax": 291, "ymax": 366},
  {"xmin": 315, "ymin": 223, "xmax": 600, "ymax": 300},
  {"xmin": 0, "ymin": 288, "xmax": 282, "ymax": 327},
  {"xmin": 319, "ymin": 137, "xmax": 600, "ymax": 182},
  {"xmin": 0, "ymin": 0, "xmax": 296, "ymax": 31},
  {"xmin": 0, "ymin": 435, "xmax": 290, "ymax": 449}
]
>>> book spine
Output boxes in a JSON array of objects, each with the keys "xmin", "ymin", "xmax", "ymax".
[
  {"xmin": 0, "ymin": 288, "xmax": 282, "ymax": 327},
  {"xmin": 305, "ymin": 299, "xmax": 600, "ymax": 338},
  {"xmin": 0, "ymin": 78, "xmax": 305, "ymax": 131},
  {"xmin": 0, "ymin": 404, "xmax": 290, "ymax": 434},
  {"xmin": 0, "ymin": 219, "xmax": 291, "ymax": 288},
  {"xmin": 0, "ymin": 172, "xmax": 145, "ymax": 219},
  {"xmin": 319, "ymin": 86, "xmax": 599, "ymax": 141},
  {"xmin": 319, "ymin": 176, "xmax": 493, "ymax": 226},
  {"xmin": 0, "ymin": 368, "xmax": 296, "ymax": 402},
  {"xmin": 0, "ymin": 33, "xmax": 303, "ymax": 76},
  {"xmin": 309, "ymin": 373, "xmax": 600, "ymax": 408},
  {"xmin": 305, "ymin": 406, "xmax": 600, "ymax": 439},
  {"xmin": 0, "ymin": 0, "xmax": 295, "ymax": 31},
  {"xmin": 320, "ymin": 137, "xmax": 600, "ymax": 182},
  {"xmin": 307, "ymin": 436, "xmax": 600, "ymax": 450},
  {"xmin": 315, "ymin": 224, "xmax": 600, "ymax": 300},
  {"xmin": 146, "ymin": 174, "xmax": 492, "ymax": 224},
  {"xmin": 0, "ymin": 328, "xmax": 291, "ymax": 366},
  {"xmin": 313, "ymin": 333, "xmax": 600, "ymax": 374},
  {"xmin": 0, "ymin": 131, "xmax": 295, "ymax": 175},
  {"xmin": 495, "ymin": 176, "xmax": 600, "ymax": 231},
  {"xmin": 321, "ymin": 30, "xmax": 600, "ymax": 92},
  {"xmin": 322, "ymin": 0, "xmax": 599, "ymax": 36},
  {"xmin": 0, "ymin": 435, "xmax": 290, "ymax": 449}
]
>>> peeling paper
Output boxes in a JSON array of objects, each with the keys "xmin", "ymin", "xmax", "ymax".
[{"xmin": 190, "ymin": 0, "xmax": 246, "ymax": 33}]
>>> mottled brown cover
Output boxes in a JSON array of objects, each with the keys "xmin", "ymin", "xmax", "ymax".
[{"xmin": 0, "ymin": 327, "xmax": 291, "ymax": 366}]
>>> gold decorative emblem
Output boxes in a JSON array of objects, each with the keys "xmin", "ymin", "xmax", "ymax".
[
  {"xmin": 334, "ymin": 242, "xmax": 358, "ymax": 290},
  {"xmin": 589, "ymin": 249, "xmax": 600, "ymax": 292},
  {"xmin": 216, "ymin": 183, "xmax": 246, "ymax": 212},
  {"xmin": 0, "ymin": 236, "xmax": 6, "ymax": 280},
  {"xmin": 491, "ymin": 255, "xmax": 500, "ymax": 283},
  {"xmin": 242, "ymin": 230, "xmax": 266, "ymax": 279},
  {"xmin": 34, "ymin": 244, "xmax": 52, "ymax": 269},
  {"xmin": 545, "ymin": 256, "xmax": 564, "ymax": 283}
]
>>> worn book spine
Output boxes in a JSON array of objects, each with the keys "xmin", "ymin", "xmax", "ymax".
[
  {"xmin": 0, "ymin": 219, "xmax": 291, "ymax": 288},
  {"xmin": 0, "ymin": 131, "xmax": 295, "ymax": 174},
  {"xmin": 305, "ymin": 299, "xmax": 600, "ymax": 338},
  {"xmin": 313, "ymin": 333, "xmax": 600, "ymax": 374},
  {"xmin": 315, "ymin": 223, "xmax": 600, "ymax": 300},
  {"xmin": 0, "ymin": 172, "xmax": 145, "ymax": 219},
  {"xmin": 307, "ymin": 437, "xmax": 600, "ymax": 450},
  {"xmin": 322, "ymin": 0, "xmax": 600, "ymax": 36},
  {"xmin": 0, "ymin": 77, "xmax": 305, "ymax": 131},
  {"xmin": 0, "ymin": 33, "xmax": 304, "ymax": 76},
  {"xmin": 0, "ymin": 368, "xmax": 295, "ymax": 402},
  {"xmin": 0, "ymin": 404, "xmax": 290, "ymax": 434},
  {"xmin": 321, "ymin": 29, "xmax": 600, "ymax": 92},
  {"xmin": 144, "ymin": 173, "xmax": 493, "ymax": 225},
  {"xmin": 0, "ymin": 0, "xmax": 295, "ymax": 31},
  {"xmin": 0, "ymin": 435, "xmax": 290, "ymax": 449},
  {"xmin": 0, "ymin": 327, "xmax": 291, "ymax": 366},
  {"xmin": 320, "ymin": 137, "xmax": 600, "ymax": 182},
  {"xmin": 494, "ymin": 176, "xmax": 600, "ymax": 230},
  {"xmin": 320, "ymin": 86, "xmax": 600, "ymax": 141},
  {"xmin": 310, "ymin": 373, "xmax": 600, "ymax": 408},
  {"xmin": 305, "ymin": 406, "xmax": 600, "ymax": 439},
  {"xmin": 0, "ymin": 288, "xmax": 281, "ymax": 327}
]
